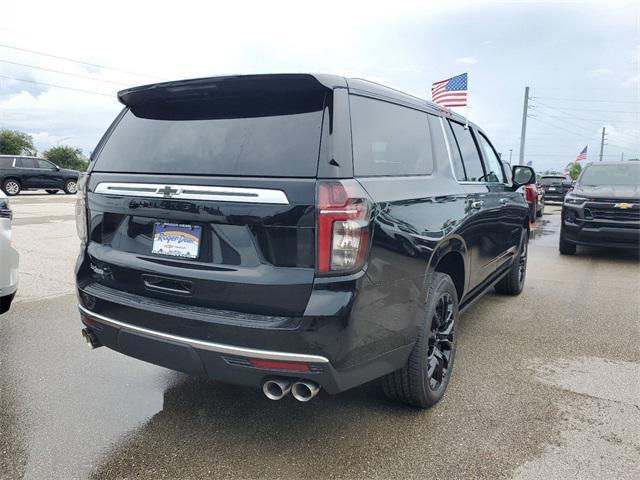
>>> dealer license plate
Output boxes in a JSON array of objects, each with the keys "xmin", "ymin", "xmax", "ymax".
[{"xmin": 152, "ymin": 223, "xmax": 201, "ymax": 259}]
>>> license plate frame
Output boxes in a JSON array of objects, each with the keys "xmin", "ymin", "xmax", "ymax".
[{"xmin": 152, "ymin": 223, "xmax": 202, "ymax": 259}]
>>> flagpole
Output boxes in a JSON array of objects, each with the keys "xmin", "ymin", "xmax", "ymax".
[{"xmin": 465, "ymin": 72, "xmax": 469, "ymax": 128}]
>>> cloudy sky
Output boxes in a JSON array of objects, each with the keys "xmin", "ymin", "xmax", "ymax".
[{"xmin": 0, "ymin": 0, "xmax": 638, "ymax": 171}]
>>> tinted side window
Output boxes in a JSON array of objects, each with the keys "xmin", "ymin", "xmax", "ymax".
[
  {"xmin": 449, "ymin": 121, "xmax": 485, "ymax": 181},
  {"xmin": 17, "ymin": 158, "xmax": 37, "ymax": 168},
  {"xmin": 476, "ymin": 133, "xmax": 505, "ymax": 183},
  {"xmin": 427, "ymin": 115, "xmax": 451, "ymax": 175},
  {"xmin": 37, "ymin": 159, "xmax": 56, "ymax": 169},
  {"xmin": 443, "ymin": 121, "xmax": 467, "ymax": 181},
  {"xmin": 0, "ymin": 157, "xmax": 14, "ymax": 168},
  {"xmin": 350, "ymin": 95, "xmax": 433, "ymax": 177}
]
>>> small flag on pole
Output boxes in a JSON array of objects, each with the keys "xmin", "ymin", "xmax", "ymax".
[
  {"xmin": 431, "ymin": 73, "xmax": 468, "ymax": 107},
  {"xmin": 574, "ymin": 146, "xmax": 588, "ymax": 163}
]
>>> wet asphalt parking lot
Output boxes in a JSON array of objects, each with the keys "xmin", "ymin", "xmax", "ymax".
[{"xmin": 1, "ymin": 193, "xmax": 639, "ymax": 480}]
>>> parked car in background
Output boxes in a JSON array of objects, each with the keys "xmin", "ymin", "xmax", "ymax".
[
  {"xmin": 76, "ymin": 73, "xmax": 536, "ymax": 409},
  {"xmin": 0, "ymin": 155, "xmax": 80, "ymax": 196},
  {"xmin": 540, "ymin": 175, "xmax": 572, "ymax": 202},
  {"xmin": 0, "ymin": 191, "xmax": 19, "ymax": 314},
  {"xmin": 523, "ymin": 183, "xmax": 544, "ymax": 223},
  {"xmin": 560, "ymin": 161, "xmax": 640, "ymax": 254}
]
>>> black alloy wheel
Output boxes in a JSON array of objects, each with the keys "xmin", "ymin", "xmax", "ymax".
[
  {"xmin": 426, "ymin": 292, "xmax": 455, "ymax": 391},
  {"xmin": 495, "ymin": 230, "xmax": 529, "ymax": 295},
  {"xmin": 381, "ymin": 272, "xmax": 459, "ymax": 408}
]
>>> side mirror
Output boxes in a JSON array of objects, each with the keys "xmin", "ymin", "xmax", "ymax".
[{"xmin": 512, "ymin": 165, "xmax": 535, "ymax": 188}]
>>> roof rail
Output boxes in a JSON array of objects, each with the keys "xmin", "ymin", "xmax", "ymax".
[{"xmin": 350, "ymin": 77, "xmax": 441, "ymax": 107}]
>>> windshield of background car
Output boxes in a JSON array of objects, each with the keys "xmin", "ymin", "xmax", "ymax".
[{"xmin": 579, "ymin": 163, "xmax": 640, "ymax": 186}]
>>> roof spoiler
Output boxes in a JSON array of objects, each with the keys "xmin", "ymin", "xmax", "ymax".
[{"xmin": 117, "ymin": 74, "xmax": 333, "ymax": 108}]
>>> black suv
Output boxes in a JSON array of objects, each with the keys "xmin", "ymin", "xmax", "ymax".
[
  {"xmin": 75, "ymin": 74, "xmax": 535, "ymax": 408},
  {"xmin": 0, "ymin": 155, "xmax": 80, "ymax": 195},
  {"xmin": 539, "ymin": 175, "xmax": 572, "ymax": 202},
  {"xmin": 560, "ymin": 161, "xmax": 640, "ymax": 254}
]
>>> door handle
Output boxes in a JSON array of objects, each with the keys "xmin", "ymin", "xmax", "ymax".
[
  {"xmin": 500, "ymin": 198, "xmax": 509, "ymax": 206},
  {"xmin": 470, "ymin": 200, "xmax": 484, "ymax": 210}
]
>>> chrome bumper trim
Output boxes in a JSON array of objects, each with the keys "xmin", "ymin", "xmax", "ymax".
[{"xmin": 78, "ymin": 305, "xmax": 329, "ymax": 364}]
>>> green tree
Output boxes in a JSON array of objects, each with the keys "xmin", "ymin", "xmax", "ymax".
[
  {"xmin": 43, "ymin": 145, "xmax": 89, "ymax": 171},
  {"xmin": 567, "ymin": 162, "xmax": 582, "ymax": 180},
  {"xmin": 0, "ymin": 130, "xmax": 37, "ymax": 156}
]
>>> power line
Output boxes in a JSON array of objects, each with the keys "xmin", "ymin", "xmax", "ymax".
[
  {"xmin": 0, "ymin": 59, "xmax": 131, "ymax": 86},
  {"xmin": 0, "ymin": 43, "xmax": 162, "ymax": 81},
  {"xmin": 530, "ymin": 109, "xmax": 640, "ymax": 125},
  {"xmin": 530, "ymin": 104, "xmax": 639, "ymax": 140},
  {"xmin": 531, "ymin": 95, "xmax": 640, "ymax": 104},
  {"xmin": 0, "ymin": 74, "xmax": 114, "ymax": 97},
  {"xmin": 529, "ymin": 105, "xmax": 639, "ymax": 141},
  {"xmin": 523, "ymin": 153, "xmax": 631, "ymax": 157},
  {"xmin": 528, "ymin": 113, "xmax": 600, "ymax": 136},
  {"xmin": 529, "ymin": 104, "xmax": 639, "ymax": 114},
  {"xmin": 528, "ymin": 115, "xmax": 600, "ymax": 141}
]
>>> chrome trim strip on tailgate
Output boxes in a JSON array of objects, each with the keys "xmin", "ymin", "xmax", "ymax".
[
  {"xmin": 94, "ymin": 182, "xmax": 289, "ymax": 205},
  {"xmin": 78, "ymin": 305, "xmax": 329, "ymax": 363}
]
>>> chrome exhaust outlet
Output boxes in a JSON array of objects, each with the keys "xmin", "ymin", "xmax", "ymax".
[
  {"xmin": 81, "ymin": 328, "xmax": 102, "ymax": 349},
  {"xmin": 291, "ymin": 381, "xmax": 321, "ymax": 402},
  {"xmin": 262, "ymin": 378, "xmax": 291, "ymax": 400}
]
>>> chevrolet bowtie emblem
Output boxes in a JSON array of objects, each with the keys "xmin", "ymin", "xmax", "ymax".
[
  {"xmin": 614, "ymin": 203, "xmax": 632, "ymax": 209},
  {"xmin": 158, "ymin": 185, "xmax": 179, "ymax": 198}
]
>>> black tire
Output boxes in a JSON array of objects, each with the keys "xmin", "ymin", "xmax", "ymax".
[
  {"xmin": 63, "ymin": 179, "xmax": 78, "ymax": 195},
  {"xmin": 559, "ymin": 229, "xmax": 576, "ymax": 255},
  {"xmin": 536, "ymin": 202, "xmax": 544, "ymax": 217},
  {"xmin": 495, "ymin": 230, "xmax": 528, "ymax": 295},
  {"xmin": 381, "ymin": 272, "xmax": 458, "ymax": 408},
  {"xmin": 1, "ymin": 178, "xmax": 21, "ymax": 196},
  {"xmin": 45, "ymin": 189, "xmax": 58, "ymax": 194}
]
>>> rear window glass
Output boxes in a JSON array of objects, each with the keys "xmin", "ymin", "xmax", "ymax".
[
  {"xmin": 541, "ymin": 176, "xmax": 567, "ymax": 185},
  {"xmin": 93, "ymin": 95, "xmax": 324, "ymax": 177},
  {"xmin": 350, "ymin": 95, "xmax": 434, "ymax": 177}
]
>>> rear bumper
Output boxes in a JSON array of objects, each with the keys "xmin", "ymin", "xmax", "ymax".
[
  {"xmin": 79, "ymin": 305, "xmax": 412, "ymax": 394},
  {"xmin": 544, "ymin": 192, "xmax": 566, "ymax": 202}
]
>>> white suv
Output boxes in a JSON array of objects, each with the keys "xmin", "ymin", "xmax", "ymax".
[{"xmin": 0, "ymin": 190, "xmax": 18, "ymax": 314}]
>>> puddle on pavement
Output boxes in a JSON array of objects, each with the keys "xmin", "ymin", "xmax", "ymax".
[
  {"xmin": 529, "ymin": 217, "xmax": 557, "ymax": 240},
  {"xmin": 512, "ymin": 357, "xmax": 640, "ymax": 480}
]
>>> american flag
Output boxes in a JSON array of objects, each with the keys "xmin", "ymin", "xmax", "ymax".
[
  {"xmin": 574, "ymin": 146, "xmax": 587, "ymax": 163},
  {"xmin": 431, "ymin": 73, "xmax": 468, "ymax": 107}
]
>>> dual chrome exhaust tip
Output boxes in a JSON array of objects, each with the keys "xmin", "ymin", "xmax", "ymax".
[
  {"xmin": 262, "ymin": 378, "xmax": 320, "ymax": 402},
  {"xmin": 81, "ymin": 328, "xmax": 102, "ymax": 349}
]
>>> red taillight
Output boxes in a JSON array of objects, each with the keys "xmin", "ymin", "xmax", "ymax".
[
  {"xmin": 249, "ymin": 359, "xmax": 310, "ymax": 372},
  {"xmin": 525, "ymin": 185, "xmax": 536, "ymax": 202},
  {"xmin": 316, "ymin": 180, "xmax": 371, "ymax": 274}
]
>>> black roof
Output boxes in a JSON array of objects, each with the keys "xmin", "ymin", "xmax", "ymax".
[{"xmin": 117, "ymin": 73, "xmax": 470, "ymax": 125}]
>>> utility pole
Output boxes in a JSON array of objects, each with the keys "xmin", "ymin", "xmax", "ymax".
[
  {"xmin": 509, "ymin": 149, "xmax": 513, "ymax": 164},
  {"xmin": 598, "ymin": 127, "xmax": 606, "ymax": 162},
  {"xmin": 621, "ymin": 152, "xmax": 624, "ymax": 161},
  {"xmin": 518, "ymin": 86, "xmax": 529, "ymax": 166}
]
